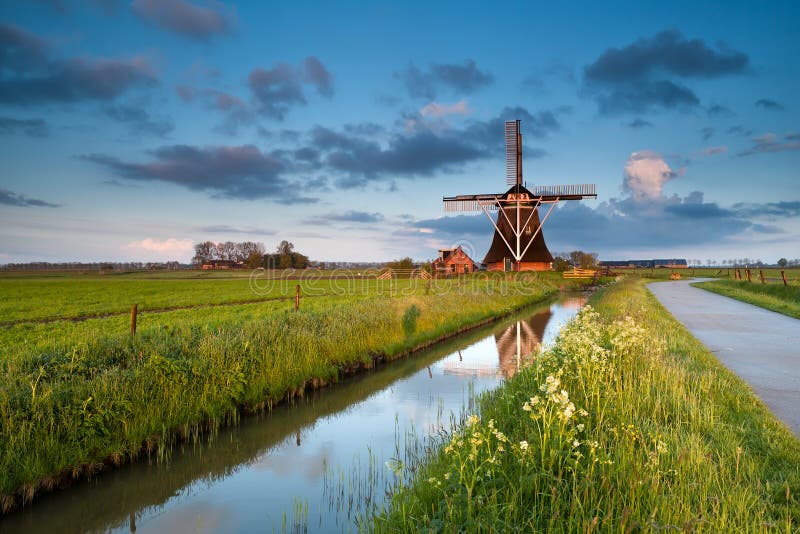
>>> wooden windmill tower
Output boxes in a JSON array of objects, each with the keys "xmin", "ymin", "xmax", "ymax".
[{"xmin": 443, "ymin": 120, "xmax": 597, "ymax": 271}]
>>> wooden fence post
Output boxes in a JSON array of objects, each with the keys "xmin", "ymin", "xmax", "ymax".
[
  {"xmin": 130, "ymin": 304, "xmax": 138, "ymax": 336},
  {"xmin": 746, "ymin": 268, "xmax": 752, "ymax": 283},
  {"xmin": 759, "ymin": 270, "xmax": 765, "ymax": 284},
  {"xmin": 295, "ymin": 284, "xmax": 300, "ymax": 311},
  {"xmin": 782, "ymin": 270, "xmax": 788, "ymax": 287}
]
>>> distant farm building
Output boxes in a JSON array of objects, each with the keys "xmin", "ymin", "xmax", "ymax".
[
  {"xmin": 599, "ymin": 259, "xmax": 688, "ymax": 269},
  {"xmin": 432, "ymin": 246, "xmax": 475, "ymax": 276},
  {"xmin": 201, "ymin": 260, "xmax": 243, "ymax": 270}
]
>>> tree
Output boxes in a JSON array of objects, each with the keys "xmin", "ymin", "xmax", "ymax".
[
  {"xmin": 552, "ymin": 256, "xmax": 570, "ymax": 272},
  {"xmin": 277, "ymin": 240, "xmax": 294, "ymax": 255},
  {"xmin": 192, "ymin": 241, "xmax": 215, "ymax": 265},
  {"xmin": 778, "ymin": 258, "xmax": 788, "ymax": 268},
  {"xmin": 568, "ymin": 250, "xmax": 598, "ymax": 269},
  {"xmin": 246, "ymin": 251, "xmax": 263, "ymax": 268},
  {"xmin": 290, "ymin": 252, "xmax": 309, "ymax": 269},
  {"xmin": 240, "ymin": 241, "xmax": 264, "ymax": 258},
  {"xmin": 220, "ymin": 241, "xmax": 236, "ymax": 261},
  {"xmin": 278, "ymin": 253, "xmax": 293, "ymax": 269},
  {"xmin": 387, "ymin": 257, "xmax": 414, "ymax": 270},
  {"xmin": 263, "ymin": 241, "xmax": 309, "ymax": 270}
]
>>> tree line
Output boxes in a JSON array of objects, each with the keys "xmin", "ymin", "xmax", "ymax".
[
  {"xmin": 0, "ymin": 261, "xmax": 185, "ymax": 271},
  {"xmin": 192, "ymin": 240, "xmax": 309, "ymax": 269},
  {"xmin": 686, "ymin": 258, "xmax": 800, "ymax": 268}
]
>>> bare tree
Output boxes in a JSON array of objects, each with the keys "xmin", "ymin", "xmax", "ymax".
[
  {"xmin": 277, "ymin": 240, "xmax": 294, "ymax": 255},
  {"xmin": 192, "ymin": 241, "xmax": 215, "ymax": 265},
  {"xmin": 569, "ymin": 250, "xmax": 598, "ymax": 269}
]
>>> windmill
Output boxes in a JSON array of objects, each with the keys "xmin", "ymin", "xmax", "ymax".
[{"xmin": 443, "ymin": 119, "xmax": 597, "ymax": 271}]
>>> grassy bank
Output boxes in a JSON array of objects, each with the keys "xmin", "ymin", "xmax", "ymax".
[
  {"xmin": 693, "ymin": 280, "xmax": 800, "ymax": 319},
  {"xmin": 0, "ymin": 278, "xmax": 558, "ymax": 512},
  {"xmin": 376, "ymin": 278, "xmax": 800, "ymax": 532}
]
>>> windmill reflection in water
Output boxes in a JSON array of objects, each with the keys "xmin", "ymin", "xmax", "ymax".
[{"xmin": 442, "ymin": 295, "xmax": 587, "ymax": 379}]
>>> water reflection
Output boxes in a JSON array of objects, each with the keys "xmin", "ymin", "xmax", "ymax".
[
  {"xmin": 0, "ymin": 295, "xmax": 585, "ymax": 534},
  {"xmin": 442, "ymin": 295, "xmax": 585, "ymax": 379}
]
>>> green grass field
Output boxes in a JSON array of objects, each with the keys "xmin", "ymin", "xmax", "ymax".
[
  {"xmin": 0, "ymin": 269, "xmax": 587, "ymax": 324},
  {"xmin": 0, "ymin": 269, "xmax": 576, "ymax": 512},
  {"xmin": 0, "ymin": 270, "xmax": 363, "ymax": 323},
  {"xmin": 693, "ymin": 279, "xmax": 800, "ymax": 319},
  {"xmin": 376, "ymin": 277, "xmax": 800, "ymax": 532}
]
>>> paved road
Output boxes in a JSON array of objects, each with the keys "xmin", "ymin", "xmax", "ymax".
[{"xmin": 649, "ymin": 279, "xmax": 800, "ymax": 437}]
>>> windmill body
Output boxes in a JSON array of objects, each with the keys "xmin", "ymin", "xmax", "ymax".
[{"xmin": 443, "ymin": 120, "xmax": 597, "ymax": 272}]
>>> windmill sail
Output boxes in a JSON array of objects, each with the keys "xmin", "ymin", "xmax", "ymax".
[{"xmin": 505, "ymin": 120, "xmax": 520, "ymax": 186}]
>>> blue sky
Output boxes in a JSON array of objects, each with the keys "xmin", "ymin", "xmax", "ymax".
[{"xmin": 1, "ymin": 0, "xmax": 798, "ymax": 264}]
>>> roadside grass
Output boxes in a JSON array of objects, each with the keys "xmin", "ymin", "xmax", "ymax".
[
  {"xmin": 376, "ymin": 277, "xmax": 800, "ymax": 532},
  {"xmin": 693, "ymin": 280, "xmax": 800, "ymax": 320},
  {"xmin": 0, "ymin": 277, "xmax": 559, "ymax": 511}
]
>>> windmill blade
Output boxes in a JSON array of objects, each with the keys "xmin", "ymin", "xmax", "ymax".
[
  {"xmin": 529, "ymin": 184, "xmax": 597, "ymax": 199},
  {"xmin": 505, "ymin": 120, "xmax": 519, "ymax": 185},
  {"xmin": 443, "ymin": 195, "xmax": 501, "ymax": 212}
]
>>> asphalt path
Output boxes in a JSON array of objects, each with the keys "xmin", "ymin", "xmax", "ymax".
[{"xmin": 649, "ymin": 278, "xmax": 800, "ymax": 437}]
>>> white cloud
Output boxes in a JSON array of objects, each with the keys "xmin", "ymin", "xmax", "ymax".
[
  {"xmin": 124, "ymin": 237, "xmax": 193, "ymax": 254},
  {"xmin": 623, "ymin": 150, "xmax": 678, "ymax": 201},
  {"xmin": 420, "ymin": 99, "xmax": 470, "ymax": 117}
]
